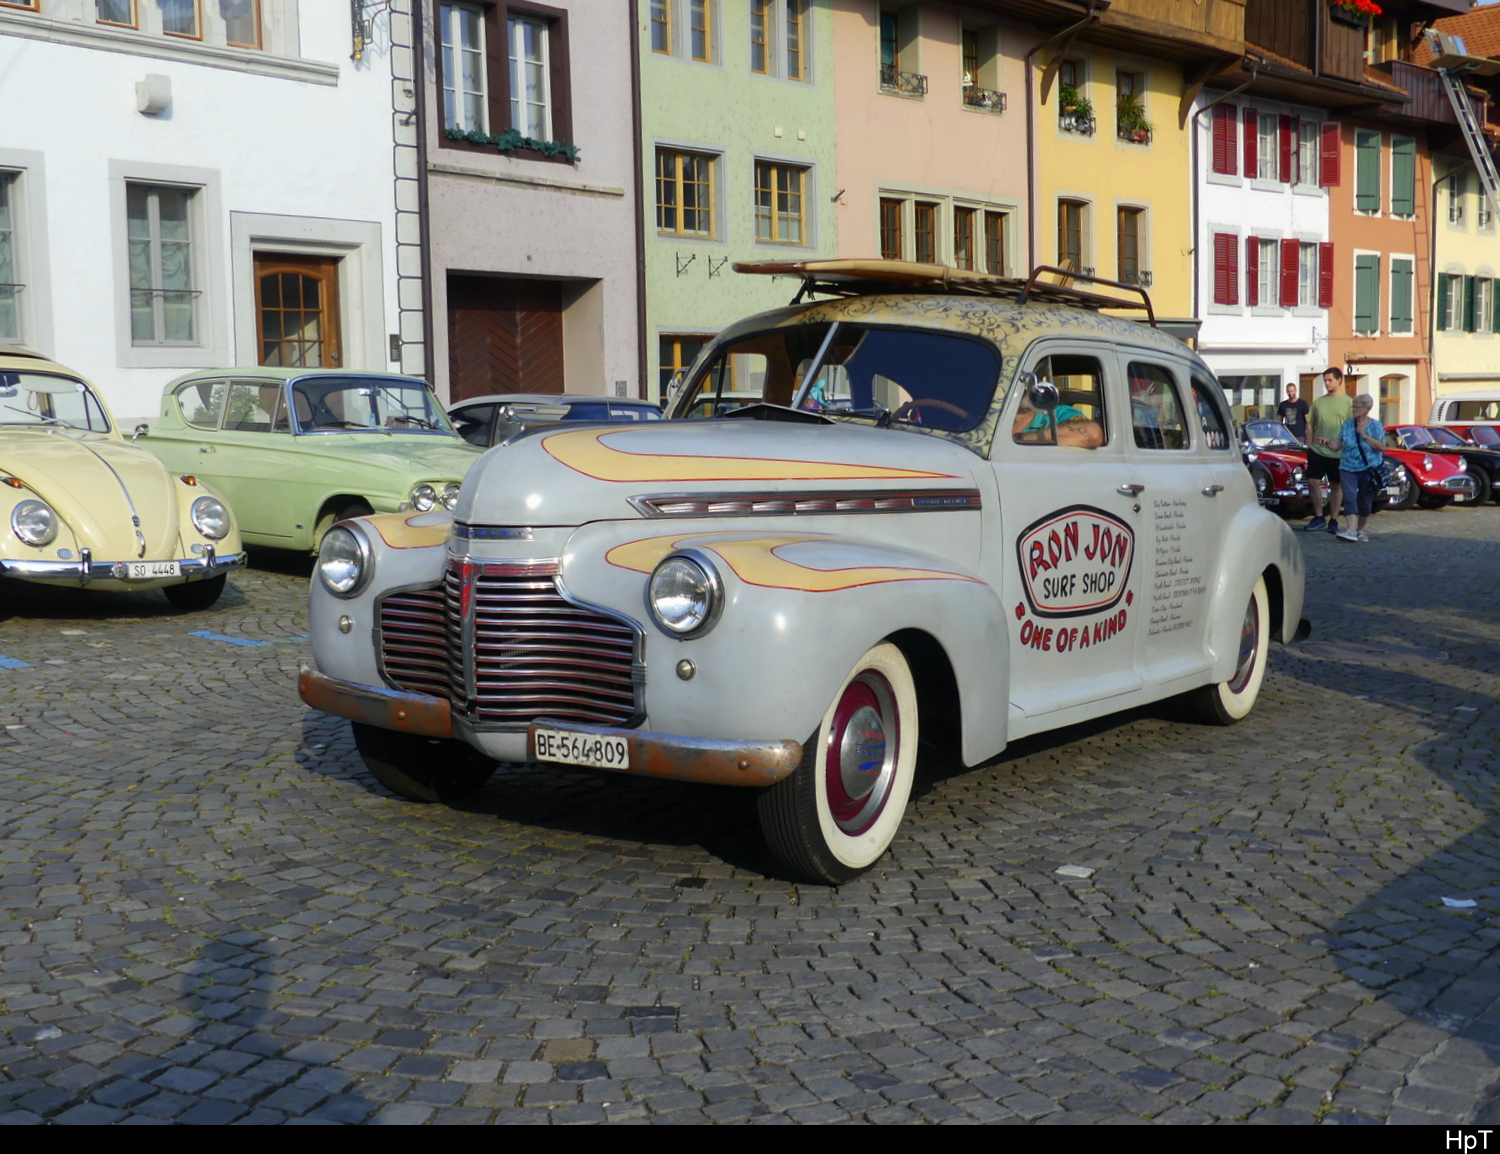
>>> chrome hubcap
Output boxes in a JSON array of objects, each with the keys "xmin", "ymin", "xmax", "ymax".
[
  {"xmin": 1229, "ymin": 594, "xmax": 1259, "ymax": 694},
  {"xmin": 825, "ymin": 672, "xmax": 898, "ymax": 835}
]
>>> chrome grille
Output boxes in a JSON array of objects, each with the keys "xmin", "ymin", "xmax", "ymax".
[{"xmin": 377, "ymin": 559, "xmax": 641, "ymax": 729}]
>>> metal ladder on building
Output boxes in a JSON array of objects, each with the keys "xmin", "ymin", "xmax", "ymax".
[{"xmin": 1428, "ymin": 30, "xmax": 1500, "ymax": 223}]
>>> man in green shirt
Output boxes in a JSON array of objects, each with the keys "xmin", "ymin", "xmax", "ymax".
[{"xmin": 1305, "ymin": 367, "xmax": 1353, "ymax": 533}]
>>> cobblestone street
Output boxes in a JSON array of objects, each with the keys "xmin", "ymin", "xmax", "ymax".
[{"xmin": 0, "ymin": 509, "xmax": 1498, "ymax": 1125}]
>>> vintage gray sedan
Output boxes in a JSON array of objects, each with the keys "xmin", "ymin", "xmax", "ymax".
[{"xmin": 301, "ymin": 261, "xmax": 1307, "ymax": 884}]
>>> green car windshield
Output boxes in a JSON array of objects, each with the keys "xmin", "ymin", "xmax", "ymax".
[
  {"xmin": 0, "ymin": 372, "xmax": 112, "ymax": 433},
  {"xmin": 291, "ymin": 376, "xmax": 456, "ymax": 435}
]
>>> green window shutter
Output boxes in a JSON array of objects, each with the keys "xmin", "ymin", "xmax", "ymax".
[
  {"xmin": 1355, "ymin": 131, "xmax": 1381, "ymax": 212},
  {"xmin": 1391, "ymin": 138, "xmax": 1416, "ymax": 216},
  {"xmin": 1354, "ymin": 255, "xmax": 1379, "ymax": 332},
  {"xmin": 1438, "ymin": 272, "xmax": 1451, "ymax": 330},
  {"xmin": 1391, "ymin": 258, "xmax": 1413, "ymax": 332},
  {"xmin": 1465, "ymin": 275, "xmax": 1477, "ymax": 332},
  {"xmin": 1493, "ymin": 277, "xmax": 1500, "ymax": 333}
]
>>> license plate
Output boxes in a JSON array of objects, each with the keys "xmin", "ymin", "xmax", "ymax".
[
  {"xmin": 534, "ymin": 728, "xmax": 630, "ymax": 770},
  {"xmin": 126, "ymin": 561, "xmax": 181, "ymax": 580}
]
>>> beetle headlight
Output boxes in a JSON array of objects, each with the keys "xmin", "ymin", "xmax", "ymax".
[
  {"xmin": 11, "ymin": 499, "xmax": 58, "ymax": 547},
  {"xmin": 441, "ymin": 483, "xmax": 461, "ymax": 511},
  {"xmin": 649, "ymin": 551, "xmax": 722, "ymax": 638},
  {"xmin": 317, "ymin": 524, "xmax": 373, "ymax": 598},
  {"xmin": 190, "ymin": 495, "xmax": 230, "ymax": 540},
  {"xmin": 410, "ymin": 484, "xmax": 438, "ymax": 513}
]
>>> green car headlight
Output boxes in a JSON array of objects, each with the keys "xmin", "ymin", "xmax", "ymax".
[
  {"xmin": 190, "ymin": 495, "xmax": 230, "ymax": 540},
  {"xmin": 317, "ymin": 524, "xmax": 373, "ymax": 598},
  {"xmin": 410, "ymin": 484, "xmax": 438, "ymax": 512},
  {"xmin": 441, "ymin": 483, "xmax": 461, "ymax": 512},
  {"xmin": 11, "ymin": 499, "xmax": 58, "ymax": 547}
]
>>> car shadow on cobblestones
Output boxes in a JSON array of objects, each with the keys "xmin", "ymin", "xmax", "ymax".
[
  {"xmin": 0, "ymin": 575, "xmax": 250, "ymax": 622},
  {"xmin": 1274, "ymin": 606, "xmax": 1500, "ymax": 1122},
  {"xmin": 294, "ymin": 712, "xmax": 771, "ymax": 876}
]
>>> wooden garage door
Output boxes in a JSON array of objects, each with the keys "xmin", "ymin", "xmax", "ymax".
[{"xmin": 447, "ymin": 275, "xmax": 564, "ymax": 400}]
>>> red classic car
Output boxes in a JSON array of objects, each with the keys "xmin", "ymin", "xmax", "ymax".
[
  {"xmin": 1381, "ymin": 430, "xmax": 1476, "ymax": 510},
  {"xmin": 1388, "ymin": 425, "xmax": 1500, "ymax": 506},
  {"xmin": 1238, "ymin": 420, "xmax": 1311, "ymax": 515}
]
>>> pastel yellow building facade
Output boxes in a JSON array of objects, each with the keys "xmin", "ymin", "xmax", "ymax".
[
  {"xmin": 1430, "ymin": 158, "xmax": 1500, "ymax": 404},
  {"xmin": 1032, "ymin": 46, "xmax": 1193, "ymax": 319}
]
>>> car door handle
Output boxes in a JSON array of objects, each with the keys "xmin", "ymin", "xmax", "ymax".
[
  {"xmin": 1202, "ymin": 484, "xmax": 1224, "ymax": 496},
  {"xmin": 1117, "ymin": 483, "xmax": 1145, "ymax": 496},
  {"xmin": 198, "ymin": 446, "xmax": 215, "ymax": 454}
]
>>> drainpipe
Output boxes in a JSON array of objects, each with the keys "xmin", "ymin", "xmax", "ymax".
[
  {"xmin": 630, "ymin": 0, "xmax": 648, "ymax": 401},
  {"xmin": 413, "ymin": 0, "xmax": 436, "ymax": 387},
  {"xmin": 1189, "ymin": 57, "xmax": 1261, "ymax": 329},
  {"xmin": 1024, "ymin": 4, "xmax": 1101, "ymax": 274}
]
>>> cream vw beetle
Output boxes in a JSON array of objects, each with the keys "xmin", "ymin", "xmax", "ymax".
[
  {"xmin": 302, "ymin": 262, "xmax": 1307, "ymax": 884},
  {"xmin": 0, "ymin": 348, "xmax": 244, "ymax": 609}
]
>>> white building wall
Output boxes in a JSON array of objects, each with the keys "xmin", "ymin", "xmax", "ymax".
[
  {"xmin": 1195, "ymin": 94, "xmax": 1332, "ymax": 421},
  {"xmin": 0, "ymin": 1, "xmax": 402, "ymax": 422}
]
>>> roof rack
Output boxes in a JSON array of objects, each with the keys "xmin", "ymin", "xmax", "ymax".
[{"xmin": 733, "ymin": 258, "xmax": 1156, "ymax": 327}]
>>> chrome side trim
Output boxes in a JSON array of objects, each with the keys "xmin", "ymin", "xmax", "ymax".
[{"xmin": 628, "ymin": 488, "xmax": 983, "ymax": 518}]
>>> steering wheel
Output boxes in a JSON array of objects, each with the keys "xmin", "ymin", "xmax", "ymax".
[{"xmin": 892, "ymin": 398, "xmax": 970, "ymax": 426}]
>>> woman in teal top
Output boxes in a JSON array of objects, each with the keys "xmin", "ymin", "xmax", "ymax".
[{"xmin": 1336, "ymin": 394, "xmax": 1384, "ymax": 543}]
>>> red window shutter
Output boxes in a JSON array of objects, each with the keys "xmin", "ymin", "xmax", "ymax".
[
  {"xmin": 1243, "ymin": 108, "xmax": 1258, "ymax": 179},
  {"xmin": 1279, "ymin": 115, "xmax": 1293, "ymax": 183},
  {"xmin": 1212, "ymin": 105, "xmax": 1236, "ymax": 175},
  {"xmin": 1318, "ymin": 242, "xmax": 1334, "ymax": 308},
  {"xmin": 1280, "ymin": 238, "xmax": 1300, "ymax": 307},
  {"xmin": 1213, "ymin": 233, "xmax": 1239, "ymax": 305},
  {"xmin": 1320, "ymin": 121, "xmax": 1341, "ymax": 187},
  {"xmin": 1246, "ymin": 237, "xmax": 1260, "ymax": 306}
]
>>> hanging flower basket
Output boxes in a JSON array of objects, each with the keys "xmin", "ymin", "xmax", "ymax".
[{"xmin": 1331, "ymin": 0, "xmax": 1381, "ymax": 26}]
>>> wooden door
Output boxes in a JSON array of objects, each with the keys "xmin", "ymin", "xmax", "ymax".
[
  {"xmin": 447, "ymin": 275, "xmax": 564, "ymax": 400},
  {"xmin": 254, "ymin": 253, "xmax": 342, "ymax": 368}
]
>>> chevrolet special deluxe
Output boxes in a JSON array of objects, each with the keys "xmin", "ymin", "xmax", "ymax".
[{"xmin": 301, "ymin": 262, "xmax": 1308, "ymax": 884}]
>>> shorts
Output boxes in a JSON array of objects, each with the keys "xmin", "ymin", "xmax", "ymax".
[{"xmin": 1306, "ymin": 452, "xmax": 1341, "ymax": 483}]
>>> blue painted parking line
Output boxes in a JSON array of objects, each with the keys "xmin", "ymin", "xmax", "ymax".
[
  {"xmin": 0, "ymin": 654, "xmax": 32, "ymax": 670},
  {"xmin": 189, "ymin": 631, "xmax": 270, "ymax": 648}
]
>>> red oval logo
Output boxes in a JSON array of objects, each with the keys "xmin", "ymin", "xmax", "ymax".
[{"xmin": 1016, "ymin": 505, "xmax": 1135, "ymax": 618}]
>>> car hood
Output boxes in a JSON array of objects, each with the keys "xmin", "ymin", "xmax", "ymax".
[
  {"xmin": 291, "ymin": 434, "xmax": 482, "ymax": 479},
  {"xmin": 457, "ymin": 420, "xmax": 984, "ymax": 526},
  {"xmin": 0, "ymin": 431, "xmax": 181, "ymax": 559}
]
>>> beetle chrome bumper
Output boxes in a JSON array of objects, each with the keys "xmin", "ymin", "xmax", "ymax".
[
  {"xmin": 0, "ymin": 547, "xmax": 246, "ymax": 584},
  {"xmin": 299, "ymin": 665, "xmax": 803, "ymax": 788}
]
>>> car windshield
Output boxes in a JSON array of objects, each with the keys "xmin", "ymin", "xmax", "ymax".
[
  {"xmin": 290, "ymin": 376, "xmax": 455, "ymax": 435},
  {"xmin": 0, "ymin": 371, "xmax": 112, "ymax": 433},
  {"xmin": 1243, "ymin": 420, "xmax": 1301, "ymax": 450},
  {"xmin": 1397, "ymin": 427, "xmax": 1434, "ymax": 449},
  {"xmin": 674, "ymin": 323, "xmax": 1000, "ymax": 434},
  {"xmin": 1467, "ymin": 426, "xmax": 1500, "ymax": 447},
  {"xmin": 1425, "ymin": 427, "xmax": 1465, "ymax": 447}
]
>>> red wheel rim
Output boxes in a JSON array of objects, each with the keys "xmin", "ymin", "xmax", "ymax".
[{"xmin": 824, "ymin": 671, "xmax": 898, "ymax": 835}]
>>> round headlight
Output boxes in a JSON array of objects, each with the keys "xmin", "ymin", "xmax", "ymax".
[
  {"xmin": 1455, "ymin": 456, "xmax": 1467, "ymax": 472},
  {"xmin": 649, "ymin": 552, "xmax": 722, "ymax": 638},
  {"xmin": 410, "ymin": 484, "xmax": 438, "ymax": 512},
  {"xmin": 1292, "ymin": 466, "xmax": 1305, "ymax": 483},
  {"xmin": 441, "ymin": 483, "xmax": 461, "ymax": 511},
  {"xmin": 317, "ymin": 524, "xmax": 372, "ymax": 598},
  {"xmin": 1423, "ymin": 454, "xmax": 1434, "ymax": 471},
  {"xmin": 11, "ymin": 499, "xmax": 58, "ymax": 547},
  {"xmin": 190, "ymin": 495, "xmax": 230, "ymax": 540}
]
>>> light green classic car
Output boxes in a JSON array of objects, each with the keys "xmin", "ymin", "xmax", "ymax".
[{"xmin": 138, "ymin": 369, "xmax": 483, "ymax": 553}]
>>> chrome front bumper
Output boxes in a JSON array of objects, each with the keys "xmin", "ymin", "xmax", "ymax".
[
  {"xmin": 1428, "ymin": 476, "xmax": 1478, "ymax": 495},
  {"xmin": 0, "ymin": 547, "xmax": 246, "ymax": 585}
]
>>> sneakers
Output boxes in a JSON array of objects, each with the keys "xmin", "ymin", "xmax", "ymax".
[
  {"xmin": 1357, "ymin": 530, "xmax": 1369, "ymax": 542},
  {"xmin": 1305, "ymin": 516, "xmax": 1327, "ymax": 532},
  {"xmin": 1327, "ymin": 519, "xmax": 1340, "ymax": 534},
  {"xmin": 1336, "ymin": 529, "xmax": 1360, "ymax": 543}
]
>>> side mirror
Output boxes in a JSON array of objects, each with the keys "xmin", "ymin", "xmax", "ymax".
[
  {"xmin": 1023, "ymin": 372, "xmax": 1059, "ymax": 413},
  {"xmin": 132, "ymin": 423, "xmax": 149, "ymax": 442}
]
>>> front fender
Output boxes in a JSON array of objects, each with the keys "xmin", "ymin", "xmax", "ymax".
[
  {"xmin": 1205, "ymin": 505, "xmax": 1306, "ymax": 682},
  {"xmin": 561, "ymin": 522, "xmax": 1010, "ymax": 764}
]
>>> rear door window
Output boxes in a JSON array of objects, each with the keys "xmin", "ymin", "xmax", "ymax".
[
  {"xmin": 1191, "ymin": 377, "xmax": 1231, "ymax": 450},
  {"xmin": 1127, "ymin": 362, "xmax": 1189, "ymax": 450}
]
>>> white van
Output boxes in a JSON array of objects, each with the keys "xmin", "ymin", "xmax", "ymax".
[{"xmin": 1430, "ymin": 388, "xmax": 1500, "ymax": 423}]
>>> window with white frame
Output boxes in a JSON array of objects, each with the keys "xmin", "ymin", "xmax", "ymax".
[
  {"xmin": 1254, "ymin": 237, "xmax": 1276, "ymax": 307},
  {"xmin": 1449, "ymin": 171, "xmax": 1466, "ymax": 224},
  {"xmin": 0, "ymin": 174, "xmax": 18, "ymax": 342},
  {"xmin": 1298, "ymin": 242, "xmax": 1318, "ymax": 308},
  {"xmin": 126, "ymin": 184, "xmax": 198, "ymax": 345},
  {"xmin": 508, "ymin": 14, "xmax": 550, "ymax": 139},
  {"xmin": 440, "ymin": 4, "xmax": 488, "ymax": 134},
  {"xmin": 1481, "ymin": 191, "xmax": 1494, "ymax": 230},
  {"xmin": 1477, "ymin": 277, "xmax": 1493, "ymax": 334},
  {"xmin": 1257, "ymin": 114, "xmax": 1277, "ymax": 179},
  {"xmin": 1296, "ymin": 120, "xmax": 1319, "ymax": 185}
]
